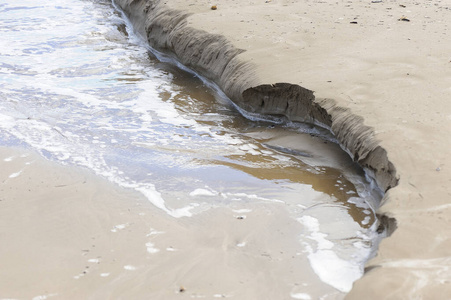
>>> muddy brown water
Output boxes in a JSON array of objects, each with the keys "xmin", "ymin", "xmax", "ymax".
[{"xmin": 0, "ymin": 0, "xmax": 383, "ymax": 298}]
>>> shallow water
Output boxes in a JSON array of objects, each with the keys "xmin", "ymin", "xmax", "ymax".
[{"xmin": 0, "ymin": 0, "xmax": 382, "ymax": 298}]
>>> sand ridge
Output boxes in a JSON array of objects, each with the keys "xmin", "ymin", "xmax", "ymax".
[
  {"xmin": 114, "ymin": 0, "xmax": 451, "ymax": 298},
  {"xmin": 115, "ymin": 0, "xmax": 398, "ymax": 194}
]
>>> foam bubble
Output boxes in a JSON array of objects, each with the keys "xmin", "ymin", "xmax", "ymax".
[{"xmin": 123, "ymin": 265, "xmax": 136, "ymax": 271}]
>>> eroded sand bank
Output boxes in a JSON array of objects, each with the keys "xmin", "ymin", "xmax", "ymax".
[{"xmin": 114, "ymin": 0, "xmax": 451, "ymax": 298}]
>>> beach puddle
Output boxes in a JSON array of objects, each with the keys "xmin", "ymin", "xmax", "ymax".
[{"xmin": 0, "ymin": 0, "xmax": 382, "ymax": 298}]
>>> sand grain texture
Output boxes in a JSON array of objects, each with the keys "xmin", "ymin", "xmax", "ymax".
[
  {"xmin": 114, "ymin": 0, "xmax": 451, "ymax": 298},
  {"xmin": 3, "ymin": 147, "xmax": 354, "ymax": 299}
]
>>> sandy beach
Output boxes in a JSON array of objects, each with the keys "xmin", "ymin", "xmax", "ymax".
[
  {"xmin": 2, "ymin": 0, "xmax": 388, "ymax": 298},
  {"xmin": 113, "ymin": 0, "xmax": 451, "ymax": 298},
  {"xmin": 2, "ymin": 0, "xmax": 450, "ymax": 298},
  {"xmin": 0, "ymin": 146, "xmax": 336, "ymax": 299}
]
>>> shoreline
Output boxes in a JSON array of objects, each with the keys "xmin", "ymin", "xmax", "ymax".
[
  {"xmin": 113, "ymin": 0, "xmax": 398, "ymax": 197},
  {"xmin": 114, "ymin": 0, "xmax": 451, "ymax": 297},
  {"xmin": 0, "ymin": 146, "xmax": 361, "ymax": 299}
]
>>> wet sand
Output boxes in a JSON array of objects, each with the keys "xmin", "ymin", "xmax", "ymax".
[
  {"xmin": 0, "ymin": 147, "xmax": 353, "ymax": 299},
  {"xmin": 0, "ymin": 0, "xmax": 382, "ymax": 297},
  {"xmin": 113, "ymin": 0, "xmax": 451, "ymax": 298}
]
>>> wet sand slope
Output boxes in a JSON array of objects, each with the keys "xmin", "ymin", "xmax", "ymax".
[
  {"xmin": 1, "ymin": 146, "xmax": 345, "ymax": 299},
  {"xmin": 114, "ymin": 0, "xmax": 451, "ymax": 298}
]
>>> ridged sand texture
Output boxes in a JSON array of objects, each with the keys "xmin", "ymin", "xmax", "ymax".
[{"xmin": 115, "ymin": 0, "xmax": 398, "ymax": 196}]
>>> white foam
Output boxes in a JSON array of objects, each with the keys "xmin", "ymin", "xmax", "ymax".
[
  {"xmin": 123, "ymin": 265, "xmax": 136, "ymax": 271},
  {"xmin": 190, "ymin": 188, "xmax": 218, "ymax": 197},
  {"xmin": 111, "ymin": 223, "xmax": 128, "ymax": 232},
  {"xmin": 238, "ymin": 143, "xmax": 261, "ymax": 155},
  {"xmin": 362, "ymin": 216, "xmax": 371, "ymax": 225},
  {"xmin": 8, "ymin": 170, "xmax": 23, "ymax": 178},
  {"xmin": 290, "ymin": 293, "xmax": 311, "ymax": 300},
  {"xmin": 298, "ymin": 215, "xmax": 364, "ymax": 293},
  {"xmin": 224, "ymin": 192, "xmax": 284, "ymax": 204},
  {"xmin": 308, "ymin": 250, "xmax": 362, "ymax": 293},
  {"xmin": 145, "ymin": 242, "xmax": 160, "ymax": 254},
  {"xmin": 135, "ymin": 186, "xmax": 193, "ymax": 218},
  {"xmin": 31, "ymin": 294, "xmax": 57, "ymax": 300},
  {"xmin": 146, "ymin": 228, "xmax": 164, "ymax": 237},
  {"xmin": 232, "ymin": 209, "xmax": 252, "ymax": 213}
]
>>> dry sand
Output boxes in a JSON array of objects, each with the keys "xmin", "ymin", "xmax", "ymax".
[{"xmin": 113, "ymin": 0, "xmax": 451, "ymax": 298}]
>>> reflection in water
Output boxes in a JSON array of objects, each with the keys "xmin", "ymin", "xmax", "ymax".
[
  {"xmin": 0, "ymin": 0, "xmax": 382, "ymax": 296},
  {"xmin": 158, "ymin": 62, "xmax": 379, "ymax": 228}
]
